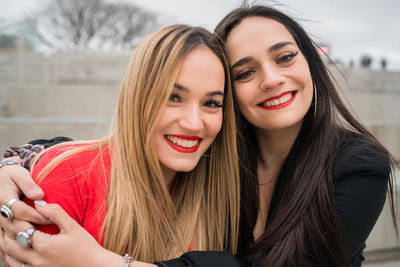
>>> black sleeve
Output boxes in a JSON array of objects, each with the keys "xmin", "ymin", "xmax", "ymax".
[
  {"xmin": 332, "ymin": 138, "xmax": 390, "ymax": 266},
  {"xmin": 154, "ymin": 251, "xmax": 255, "ymax": 267},
  {"xmin": 28, "ymin": 136, "xmax": 73, "ymax": 148}
]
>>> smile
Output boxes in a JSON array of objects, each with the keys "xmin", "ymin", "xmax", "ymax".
[
  {"xmin": 258, "ymin": 91, "xmax": 297, "ymax": 110},
  {"xmin": 164, "ymin": 135, "xmax": 202, "ymax": 153}
]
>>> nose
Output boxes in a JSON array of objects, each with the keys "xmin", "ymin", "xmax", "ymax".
[
  {"xmin": 259, "ymin": 65, "xmax": 285, "ymax": 90},
  {"xmin": 178, "ymin": 105, "xmax": 204, "ymax": 132}
]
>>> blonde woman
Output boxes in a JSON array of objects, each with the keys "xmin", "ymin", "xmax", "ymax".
[{"xmin": 0, "ymin": 24, "xmax": 240, "ymax": 267}]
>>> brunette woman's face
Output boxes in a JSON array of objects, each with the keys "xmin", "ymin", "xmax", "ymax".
[
  {"xmin": 153, "ymin": 46, "xmax": 225, "ymax": 173},
  {"xmin": 226, "ymin": 16, "xmax": 313, "ymax": 132}
]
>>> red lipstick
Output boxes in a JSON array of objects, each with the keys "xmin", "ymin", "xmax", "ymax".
[
  {"xmin": 258, "ymin": 91, "xmax": 297, "ymax": 110},
  {"xmin": 164, "ymin": 135, "xmax": 202, "ymax": 153}
]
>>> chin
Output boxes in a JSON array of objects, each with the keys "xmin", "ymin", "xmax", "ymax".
[{"xmin": 167, "ymin": 159, "xmax": 201, "ymax": 173}]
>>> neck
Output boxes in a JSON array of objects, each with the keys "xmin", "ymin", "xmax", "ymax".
[
  {"xmin": 255, "ymin": 122, "xmax": 302, "ymax": 175},
  {"xmin": 251, "ymin": 122, "xmax": 303, "ymax": 240}
]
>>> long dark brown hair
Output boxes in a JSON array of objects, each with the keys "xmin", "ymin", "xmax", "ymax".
[{"xmin": 215, "ymin": 4, "xmax": 397, "ymax": 267}]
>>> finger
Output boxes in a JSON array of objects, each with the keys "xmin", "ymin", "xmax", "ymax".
[
  {"xmin": 0, "ymin": 169, "xmax": 22, "ymax": 205},
  {"xmin": 4, "ymin": 254, "xmax": 23, "ymax": 267},
  {"xmin": 34, "ymin": 202, "xmax": 75, "ymax": 233},
  {"xmin": 29, "ymin": 229, "xmax": 53, "ymax": 255},
  {"xmin": 3, "ymin": 234, "xmax": 36, "ymax": 264},
  {"xmin": 9, "ymin": 201, "xmax": 49, "ymax": 225},
  {"xmin": 0, "ymin": 163, "xmax": 48, "ymax": 224},
  {"xmin": 0, "ymin": 228, "xmax": 5, "ymax": 261},
  {"xmin": 1, "ymin": 156, "xmax": 21, "ymax": 164},
  {"xmin": 1, "ymin": 164, "xmax": 44, "ymax": 200},
  {"xmin": 1, "ymin": 214, "xmax": 38, "ymax": 240},
  {"xmin": 4, "ymin": 220, "xmax": 33, "ymax": 240},
  {"xmin": 0, "ymin": 216, "xmax": 17, "ymax": 239}
]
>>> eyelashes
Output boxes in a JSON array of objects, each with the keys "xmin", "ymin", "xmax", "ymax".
[
  {"xmin": 276, "ymin": 50, "xmax": 298, "ymax": 64},
  {"xmin": 204, "ymin": 100, "xmax": 224, "ymax": 108},
  {"xmin": 233, "ymin": 50, "xmax": 299, "ymax": 81},
  {"xmin": 169, "ymin": 93, "xmax": 223, "ymax": 108},
  {"xmin": 234, "ymin": 70, "xmax": 255, "ymax": 81},
  {"xmin": 169, "ymin": 93, "xmax": 181, "ymax": 102}
]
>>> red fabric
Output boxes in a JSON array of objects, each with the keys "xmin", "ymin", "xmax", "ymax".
[{"xmin": 27, "ymin": 143, "xmax": 111, "ymax": 245}]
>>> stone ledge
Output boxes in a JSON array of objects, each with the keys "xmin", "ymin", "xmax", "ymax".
[{"xmin": 364, "ymin": 248, "xmax": 400, "ymax": 263}]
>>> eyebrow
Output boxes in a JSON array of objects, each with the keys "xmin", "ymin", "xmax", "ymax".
[
  {"xmin": 268, "ymin": 41, "xmax": 295, "ymax": 52},
  {"xmin": 174, "ymin": 83, "xmax": 224, "ymax": 97},
  {"xmin": 231, "ymin": 57, "xmax": 253, "ymax": 69},
  {"xmin": 174, "ymin": 83, "xmax": 189, "ymax": 92},
  {"xmin": 230, "ymin": 41, "xmax": 296, "ymax": 69}
]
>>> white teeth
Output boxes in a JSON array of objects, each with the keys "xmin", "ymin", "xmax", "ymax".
[
  {"xmin": 182, "ymin": 140, "xmax": 188, "ymax": 147},
  {"xmin": 166, "ymin": 136, "xmax": 199, "ymax": 148},
  {"xmin": 261, "ymin": 92, "xmax": 293, "ymax": 107}
]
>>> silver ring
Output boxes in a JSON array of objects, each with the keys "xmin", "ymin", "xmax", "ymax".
[
  {"xmin": 0, "ymin": 160, "xmax": 20, "ymax": 168},
  {"xmin": 0, "ymin": 205, "xmax": 13, "ymax": 220},
  {"xmin": 16, "ymin": 227, "xmax": 36, "ymax": 248},
  {"xmin": 7, "ymin": 198, "xmax": 19, "ymax": 209},
  {"xmin": 22, "ymin": 264, "xmax": 25, "ymax": 267}
]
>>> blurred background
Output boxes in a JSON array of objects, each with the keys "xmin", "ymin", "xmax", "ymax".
[{"xmin": 0, "ymin": 0, "xmax": 399, "ymax": 265}]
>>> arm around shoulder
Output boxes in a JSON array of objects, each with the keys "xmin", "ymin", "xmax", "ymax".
[{"xmin": 154, "ymin": 251, "xmax": 254, "ymax": 267}]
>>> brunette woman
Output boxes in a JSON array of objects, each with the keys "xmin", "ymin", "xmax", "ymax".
[{"xmin": 213, "ymin": 5, "xmax": 395, "ymax": 266}]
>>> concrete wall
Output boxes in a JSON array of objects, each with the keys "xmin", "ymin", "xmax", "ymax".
[
  {"xmin": 333, "ymin": 66, "xmax": 400, "ymax": 161},
  {"xmin": 0, "ymin": 49, "xmax": 131, "ymax": 85},
  {"xmin": 0, "ymin": 49, "xmax": 127, "ymax": 152},
  {"xmin": 366, "ymin": 185, "xmax": 400, "ymax": 251},
  {"xmin": 0, "ymin": 84, "xmax": 119, "ymax": 152}
]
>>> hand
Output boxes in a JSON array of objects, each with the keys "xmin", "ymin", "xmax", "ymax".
[
  {"xmin": 2, "ymin": 201, "xmax": 121, "ymax": 267},
  {"xmin": 0, "ymin": 158, "xmax": 48, "ymax": 239},
  {"xmin": 0, "ymin": 218, "xmax": 33, "ymax": 267}
]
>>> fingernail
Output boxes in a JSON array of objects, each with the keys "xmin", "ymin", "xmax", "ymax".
[
  {"xmin": 32, "ymin": 188, "xmax": 44, "ymax": 195},
  {"xmin": 34, "ymin": 200, "xmax": 47, "ymax": 206}
]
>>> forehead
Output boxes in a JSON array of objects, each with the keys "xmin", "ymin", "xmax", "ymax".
[
  {"xmin": 176, "ymin": 45, "xmax": 225, "ymax": 92},
  {"xmin": 226, "ymin": 16, "xmax": 296, "ymax": 56}
]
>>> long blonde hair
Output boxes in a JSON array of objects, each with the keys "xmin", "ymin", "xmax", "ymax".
[{"xmin": 33, "ymin": 25, "xmax": 239, "ymax": 262}]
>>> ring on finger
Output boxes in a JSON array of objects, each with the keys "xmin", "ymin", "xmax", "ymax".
[
  {"xmin": 0, "ymin": 205, "xmax": 13, "ymax": 220},
  {"xmin": 16, "ymin": 227, "xmax": 36, "ymax": 248},
  {"xmin": 0, "ymin": 160, "xmax": 20, "ymax": 168},
  {"xmin": 7, "ymin": 198, "xmax": 19, "ymax": 209},
  {"xmin": 0, "ymin": 198, "xmax": 19, "ymax": 220}
]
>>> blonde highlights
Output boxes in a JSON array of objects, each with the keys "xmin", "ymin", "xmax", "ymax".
[{"xmin": 33, "ymin": 25, "xmax": 240, "ymax": 262}]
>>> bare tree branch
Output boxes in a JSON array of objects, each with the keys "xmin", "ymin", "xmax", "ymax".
[{"xmin": 25, "ymin": 0, "xmax": 158, "ymax": 51}]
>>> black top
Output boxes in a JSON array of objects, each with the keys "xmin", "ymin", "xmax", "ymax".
[
  {"xmin": 331, "ymin": 135, "xmax": 389, "ymax": 266},
  {"xmin": 155, "ymin": 134, "xmax": 390, "ymax": 267}
]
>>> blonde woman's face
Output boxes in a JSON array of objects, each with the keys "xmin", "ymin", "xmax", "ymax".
[
  {"xmin": 226, "ymin": 17, "xmax": 313, "ymax": 132},
  {"xmin": 153, "ymin": 46, "xmax": 225, "ymax": 174}
]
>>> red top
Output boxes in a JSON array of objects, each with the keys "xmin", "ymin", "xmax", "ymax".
[{"xmin": 28, "ymin": 143, "xmax": 111, "ymax": 244}]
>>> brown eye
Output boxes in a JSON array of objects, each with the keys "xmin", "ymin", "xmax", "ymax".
[
  {"xmin": 169, "ymin": 93, "xmax": 181, "ymax": 103},
  {"xmin": 234, "ymin": 70, "xmax": 255, "ymax": 81},
  {"xmin": 204, "ymin": 100, "xmax": 223, "ymax": 108},
  {"xmin": 276, "ymin": 51, "xmax": 298, "ymax": 64}
]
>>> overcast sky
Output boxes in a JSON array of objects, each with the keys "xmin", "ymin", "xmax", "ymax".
[{"xmin": 1, "ymin": 0, "xmax": 399, "ymax": 70}]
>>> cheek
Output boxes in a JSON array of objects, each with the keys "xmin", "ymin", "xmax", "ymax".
[
  {"xmin": 154, "ymin": 108, "xmax": 174, "ymax": 131},
  {"xmin": 234, "ymin": 86, "xmax": 251, "ymax": 109},
  {"xmin": 206, "ymin": 111, "xmax": 223, "ymax": 138},
  {"xmin": 306, "ymin": 86, "xmax": 314, "ymax": 105},
  {"xmin": 302, "ymin": 75, "xmax": 314, "ymax": 108}
]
